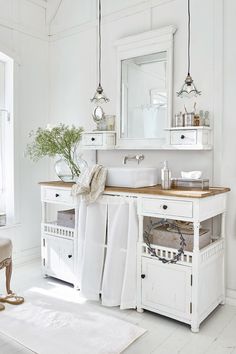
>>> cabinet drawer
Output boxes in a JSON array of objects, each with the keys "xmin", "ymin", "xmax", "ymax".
[
  {"xmin": 141, "ymin": 198, "xmax": 193, "ymax": 218},
  {"xmin": 82, "ymin": 133, "xmax": 103, "ymax": 146},
  {"xmin": 42, "ymin": 188, "xmax": 73, "ymax": 204},
  {"xmin": 170, "ymin": 130, "xmax": 197, "ymax": 145}
]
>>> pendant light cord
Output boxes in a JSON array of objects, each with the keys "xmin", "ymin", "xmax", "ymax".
[
  {"xmin": 187, "ymin": 0, "xmax": 191, "ymax": 75},
  {"xmin": 98, "ymin": 0, "xmax": 102, "ymax": 87}
]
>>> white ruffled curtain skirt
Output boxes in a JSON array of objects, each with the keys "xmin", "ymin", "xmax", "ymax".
[{"xmin": 77, "ymin": 196, "xmax": 138, "ymax": 309}]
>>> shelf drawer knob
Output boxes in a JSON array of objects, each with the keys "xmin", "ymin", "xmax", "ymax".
[
  {"xmin": 68, "ymin": 255, "xmax": 72, "ymax": 259},
  {"xmin": 181, "ymin": 135, "xmax": 185, "ymax": 139},
  {"xmin": 162, "ymin": 205, "xmax": 168, "ymax": 210},
  {"xmin": 91, "ymin": 137, "xmax": 95, "ymax": 141},
  {"xmin": 55, "ymin": 193, "xmax": 60, "ymax": 198},
  {"xmin": 141, "ymin": 274, "xmax": 146, "ymax": 279}
]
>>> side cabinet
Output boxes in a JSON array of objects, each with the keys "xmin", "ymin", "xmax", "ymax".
[
  {"xmin": 40, "ymin": 183, "xmax": 79, "ymax": 287},
  {"xmin": 137, "ymin": 192, "xmax": 228, "ymax": 332},
  {"xmin": 141, "ymin": 258, "xmax": 192, "ymax": 322}
]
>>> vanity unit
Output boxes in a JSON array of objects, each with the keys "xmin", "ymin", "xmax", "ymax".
[{"xmin": 39, "ymin": 181, "xmax": 229, "ymax": 332}]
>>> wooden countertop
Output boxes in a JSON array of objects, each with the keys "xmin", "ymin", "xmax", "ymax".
[{"xmin": 39, "ymin": 181, "xmax": 230, "ymax": 199}]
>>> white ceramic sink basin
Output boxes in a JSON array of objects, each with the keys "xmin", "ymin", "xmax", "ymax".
[{"xmin": 106, "ymin": 167, "xmax": 158, "ymax": 188}]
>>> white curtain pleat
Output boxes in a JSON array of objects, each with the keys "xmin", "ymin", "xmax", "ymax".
[
  {"xmin": 102, "ymin": 200, "xmax": 129, "ymax": 307},
  {"xmin": 78, "ymin": 200, "xmax": 107, "ymax": 300},
  {"xmin": 77, "ymin": 196, "xmax": 138, "ymax": 308},
  {"xmin": 101, "ymin": 197, "xmax": 138, "ymax": 308},
  {"xmin": 120, "ymin": 199, "xmax": 139, "ymax": 309}
]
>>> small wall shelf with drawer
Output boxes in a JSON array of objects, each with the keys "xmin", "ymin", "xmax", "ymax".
[
  {"xmin": 80, "ymin": 131, "xmax": 116, "ymax": 150},
  {"xmin": 165, "ymin": 127, "xmax": 212, "ymax": 150}
]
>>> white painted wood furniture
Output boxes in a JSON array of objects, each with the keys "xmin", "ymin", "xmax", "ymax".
[
  {"xmin": 40, "ymin": 181, "xmax": 229, "ymax": 332},
  {"xmin": 80, "ymin": 131, "xmax": 116, "ymax": 150},
  {"xmin": 115, "ymin": 25, "xmax": 176, "ymax": 150},
  {"xmin": 165, "ymin": 127, "xmax": 212, "ymax": 150},
  {"xmin": 136, "ymin": 192, "xmax": 227, "ymax": 332},
  {"xmin": 104, "ymin": 185, "xmax": 229, "ymax": 332},
  {"xmin": 40, "ymin": 182, "xmax": 79, "ymax": 287}
]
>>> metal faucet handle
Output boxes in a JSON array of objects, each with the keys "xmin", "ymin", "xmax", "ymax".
[
  {"xmin": 123, "ymin": 154, "xmax": 144, "ymax": 165},
  {"xmin": 136, "ymin": 154, "xmax": 144, "ymax": 164}
]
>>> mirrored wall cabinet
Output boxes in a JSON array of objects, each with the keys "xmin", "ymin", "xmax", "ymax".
[{"xmin": 81, "ymin": 25, "xmax": 212, "ymax": 151}]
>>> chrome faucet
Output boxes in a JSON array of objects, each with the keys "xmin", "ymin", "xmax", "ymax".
[{"xmin": 123, "ymin": 154, "xmax": 144, "ymax": 165}]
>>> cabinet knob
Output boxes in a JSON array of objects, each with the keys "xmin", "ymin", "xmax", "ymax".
[
  {"xmin": 55, "ymin": 193, "xmax": 60, "ymax": 198},
  {"xmin": 91, "ymin": 137, "xmax": 95, "ymax": 141},
  {"xmin": 141, "ymin": 274, "xmax": 146, "ymax": 279},
  {"xmin": 181, "ymin": 135, "xmax": 185, "ymax": 139},
  {"xmin": 162, "ymin": 205, "xmax": 168, "ymax": 210},
  {"xmin": 68, "ymin": 255, "xmax": 72, "ymax": 259}
]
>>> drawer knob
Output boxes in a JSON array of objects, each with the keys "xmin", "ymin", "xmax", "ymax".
[
  {"xmin": 141, "ymin": 274, "xmax": 146, "ymax": 279},
  {"xmin": 181, "ymin": 135, "xmax": 185, "ymax": 139},
  {"xmin": 55, "ymin": 193, "xmax": 60, "ymax": 198},
  {"xmin": 91, "ymin": 137, "xmax": 95, "ymax": 141},
  {"xmin": 162, "ymin": 205, "xmax": 168, "ymax": 210},
  {"xmin": 68, "ymin": 255, "xmax": 72, "ymax": 259}
]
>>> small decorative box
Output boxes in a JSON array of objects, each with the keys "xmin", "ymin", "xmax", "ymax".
[
  {"xmin": 171, "ymin": 178, "xmax": 209, "ymax": 190},
  {"xmin": 57, "ymin": 209, "xmax": 75, "ymax": 228}
]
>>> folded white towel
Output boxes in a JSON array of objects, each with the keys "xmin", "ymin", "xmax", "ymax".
[
  {"xmin": 72, "ymin": 164, "xmax": 107, "ymax": 203},
  {"xmin": 181, "ymin": 171, "xmax": 202, "ymax": 179}
]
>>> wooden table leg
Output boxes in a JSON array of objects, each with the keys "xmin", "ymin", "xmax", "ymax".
[{"xmin": 5, "ymin": 259, "xmax": 12, "ymax": 294}]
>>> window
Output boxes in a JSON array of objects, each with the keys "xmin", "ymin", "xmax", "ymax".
[{"xmin": 0, "ymin": 52, "xmax": 14, "ymax": 224}]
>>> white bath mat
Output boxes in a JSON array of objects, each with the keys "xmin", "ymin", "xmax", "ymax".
[{"xmin": 0, "ymin": 287, "xmax": 146, "ymax": 354}]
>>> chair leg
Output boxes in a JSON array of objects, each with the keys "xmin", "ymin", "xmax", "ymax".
[{"xmin": 5, "ymin": 260, "xmax": 12, "ymax": 295}]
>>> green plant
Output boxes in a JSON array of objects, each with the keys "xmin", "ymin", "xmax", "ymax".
[{"xmin": 26, "ymin": 124, "xmax": 84, "ymax": 177}]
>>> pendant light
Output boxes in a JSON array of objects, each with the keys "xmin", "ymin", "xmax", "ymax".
[
  {"xmin": 177, "ymin": 0, "xmax": 201, "ymax": 98},
  {"xmin": 91, "ymin": 0, "xmax": 109, "ymax": 104}
]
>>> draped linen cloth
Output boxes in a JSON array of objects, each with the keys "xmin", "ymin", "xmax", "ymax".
[{"xmin": 77, "ymin": 196, "xmax": 138, "ymax": 309}]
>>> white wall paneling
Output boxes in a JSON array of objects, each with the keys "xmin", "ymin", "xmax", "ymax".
[{"xmin": 0, "ymin": 0, "xmax": 49, "ymax": 264}]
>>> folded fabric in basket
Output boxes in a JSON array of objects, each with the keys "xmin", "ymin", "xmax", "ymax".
[{"xmin": 71, "ymin": 164, "xmax": 107, "ymax": 204}]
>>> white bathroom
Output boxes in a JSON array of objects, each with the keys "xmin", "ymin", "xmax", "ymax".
[{"xmin": 0, "ymin": 0, "xmax": 235, "ymax": 353}]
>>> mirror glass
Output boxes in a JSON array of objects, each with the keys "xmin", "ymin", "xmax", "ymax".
[{"xmin": 121, "ymin": 51, "xmax": 167, "ymax": 139}]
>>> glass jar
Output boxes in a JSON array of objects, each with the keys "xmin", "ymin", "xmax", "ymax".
[
  {"xmin": 105, "ymin": 115, "xmax": 115, "ymax": 131},
  {"xmin": 54, "ymin": 155, "xmax": 87, "ymax": 183}
]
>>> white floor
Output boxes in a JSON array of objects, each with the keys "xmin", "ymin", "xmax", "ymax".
[{"xmin": 0, "ymin": 261, "xmax": 235, "ymax": 354}]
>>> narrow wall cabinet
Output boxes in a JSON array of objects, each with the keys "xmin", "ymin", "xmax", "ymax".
[{"xmin": 40, "ymin": 182, "xmax": 79, "ymax": 287}]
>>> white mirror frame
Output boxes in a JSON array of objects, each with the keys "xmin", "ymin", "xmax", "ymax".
[{"xmin": 115, "ymin": 25, "xmax": 177, "ymax": 150}]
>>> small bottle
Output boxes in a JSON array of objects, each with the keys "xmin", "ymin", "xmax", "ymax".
[
  {"xmin": 204, "ymin": 111, "xmax": 210, "ymax": 126},
  {"xmin": 161, "ymin": 160, "xmax": 172, "ymax": 190},
  {"xmin": 194, "ymin": 114, "xmax": 200, "ymax": 126},
  {"xmin": 174, "ymin": 112, "xmax": 183, "ymax": 127}
]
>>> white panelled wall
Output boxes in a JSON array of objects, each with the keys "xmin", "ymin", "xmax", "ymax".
[
  {"xmin": 0, "ymin": 0, "xmax": 49, "ymax": 264},
  {"xmin": 0, "ymin": 0, "xmax": 236, "ymax": 304}
]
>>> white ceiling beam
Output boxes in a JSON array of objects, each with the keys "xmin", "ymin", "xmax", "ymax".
[
  {"xmin": 25, "ymin": 0, "xmax": 48, "ymax": 9},
  {"xmin": 46, "ymin": 0, "xmax": 63, "ymax": 25}
]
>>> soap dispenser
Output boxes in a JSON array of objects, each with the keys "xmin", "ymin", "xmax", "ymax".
[{"xmin": 161, "ymin": 160, "xmax": 172, "ymax": 190}]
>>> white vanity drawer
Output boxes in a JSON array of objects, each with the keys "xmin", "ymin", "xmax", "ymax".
[
  {"xmin": 42, "ymin": 188, "xmax": 74, "ymax": 204},
  {"xmin": 82, "ymin": 133, "xmax": 103, "ymax": 146},
  {"xmin": 170, "ymin": 130, "xmax": 197, "ymax": 145},
  {"xmin": 141, "ymin": 198, "xmax": 193, "ymax": 218}
]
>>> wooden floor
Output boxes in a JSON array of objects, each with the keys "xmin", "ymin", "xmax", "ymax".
[{"xmin": 0, "ymin": 261, "xmax": 235, "ymax": 354}]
